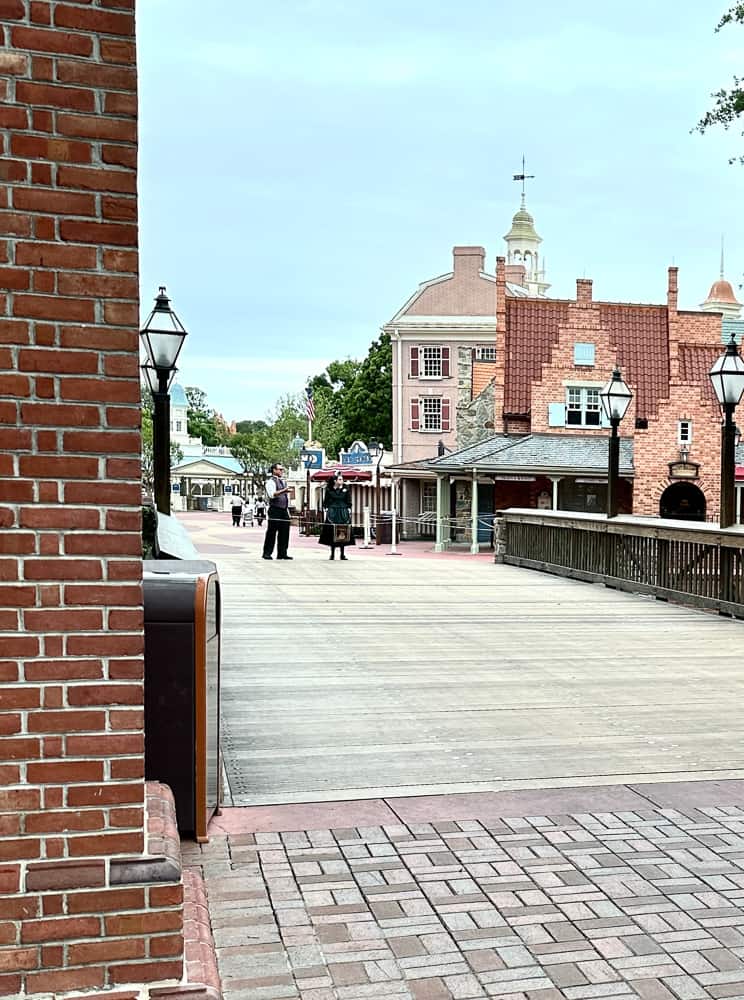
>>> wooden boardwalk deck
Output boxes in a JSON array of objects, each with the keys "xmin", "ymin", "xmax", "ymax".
[{"xmin": 182, "ymin": 514, "xmax": 744, "ymax": 807}]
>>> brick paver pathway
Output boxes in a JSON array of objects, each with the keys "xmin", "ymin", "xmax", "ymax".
[{"xmin": 183, "ymin": 798, "xmax": 744, "ymax": 1000}]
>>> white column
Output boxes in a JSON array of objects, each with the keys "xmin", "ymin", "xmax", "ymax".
[
  {"xmin": 551, "ymin": 477, "xmax": 561, "ymax": 510},
  {"xmin": 470, "ymin": 468, "xmax": 479, "ymax": 554},
  {"xmin": 435, "ymin": 475, "xmax": 445, "ymax": 552},
  {"xmin": 389, "ymin": 476, "xmax": 401, "ymax": 555}
]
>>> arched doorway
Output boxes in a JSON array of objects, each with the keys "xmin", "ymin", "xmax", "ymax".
[{"xmin": 659, "ymin": 482, "xmax": 706, "ymax": 521}]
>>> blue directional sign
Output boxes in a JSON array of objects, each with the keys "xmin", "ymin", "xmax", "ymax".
[
  {"xmin": 301, "ymin": 449, "xmax": 323, "ymax": 469},
  {"xmin": 342, "ymin": 441, "xmax": 372, "ymax": 465}
]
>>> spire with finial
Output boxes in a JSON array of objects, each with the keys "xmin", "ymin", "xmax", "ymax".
[
  {"xmin": 721, "ymin": 234, "xmax": 725, "ymax": 279},
  {"xmin": 503, "ymin": 156, "xmax": 549, "ymax": 295},
  {"xmin": 701, "ymin": 235, "xmax": 742, "ymax": 320}
]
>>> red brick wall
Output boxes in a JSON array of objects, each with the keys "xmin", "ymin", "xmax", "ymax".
[
  {"xmin": 529, "ymin": 295, "xmax": 637, "ymax": 437},
  {"xmin": 500, "ymin": 272, "xmax": 725, "ymax": 520},
  {"xmin": 0, "ymin": 1, "xmax": 183, "ymax": 994}
]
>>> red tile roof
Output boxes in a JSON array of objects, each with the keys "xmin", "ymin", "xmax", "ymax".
[
  {"xmin": 504, "ymin": 299, "xmax": 570, "ymax": 414},
  {"xmin": 679, "ymin": 343, "xmax": 720, "ymax": 405},
  {"xmin": 602, "ymin": 303, "xmax": 668, "ymax": 421},
  {"xmin": 504, "ymin": 299, "xmax": 672, "ymax": 420}
]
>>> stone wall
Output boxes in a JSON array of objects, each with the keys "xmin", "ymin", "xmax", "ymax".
[{"xmin": 456, "ymin": 348, "xmax": 496, "ymax": 450}]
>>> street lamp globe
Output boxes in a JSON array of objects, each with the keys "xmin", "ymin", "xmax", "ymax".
[
  {"xmin": 599, "ymin": 368, "xmax": 633, "ymax": 422},
  {"xmin": 368, "ymin": 439, "xmax": 383, "ymax": 458},
  {"xmin": 140, "ymin": 286, "xmax": 188, "ymax": 377},
  {"xmin": 709, "ymin": 334, "xmax": 744, "ymax": 407}
]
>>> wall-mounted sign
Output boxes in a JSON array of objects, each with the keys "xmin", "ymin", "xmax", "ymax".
[
  {"xmin": 669, "ymin": 461, "xmax": 699, "ymax": 480},
  {"xmin": 341, "ymin": 452, "xmax": 372, "ymax": 465},
  {"xmin": 575, "ymin": 478, "xmax": 607, "ymax": 484},
  {"xmin": 494, "ymin": 475, "xmax": 536, "ymax": 482},
  {"xmin": 301, "ymin": 449, "xmax": 323, "ymax": 469}
]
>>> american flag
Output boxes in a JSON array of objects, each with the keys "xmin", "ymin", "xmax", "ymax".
[{"xmin": 305, "ymin": 386, "xmax": 316, "ymax": 421}]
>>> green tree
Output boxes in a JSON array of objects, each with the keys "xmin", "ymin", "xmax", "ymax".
[
  {"xmin": 696, "ymin": 5, "xmax": 744, "ymax": 162},
  {"xmin": 308, "ymin": 358, "xmax": 361, "ymax": 457},
  {"xmin": 339, "ymin": 332, "xmax": 393, "ymax": 449},
  {"xmin": 235, "ymin": 419, "xmax": 269, "ymax": 436},
  {"xmin": 261, "ymin": 394, "xmax": 306, "ymax": 466},
  {"xmin": 229, "ymin": 430, "xmax": 272, "ymax": 496},
  {"xmin": 185, "ymin": 385, "xmax": 230, "ymax": 447}
]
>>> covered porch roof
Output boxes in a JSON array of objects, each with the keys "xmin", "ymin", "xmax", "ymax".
[{"xmin": 423, "ymin": 432, "xmax": 635, "ymax": 478}]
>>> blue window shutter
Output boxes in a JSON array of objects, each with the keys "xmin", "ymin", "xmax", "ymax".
[
  {"xmin": 548, "ymin": 402, "xmax": 565, "ymax": 427},
  {"xmin": 574, "ymin": 342, "xmax": 595, "ymax": 366}
]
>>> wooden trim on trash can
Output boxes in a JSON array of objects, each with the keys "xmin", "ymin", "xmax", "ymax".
[{"xmin": 194, "ymin": 573, "xmax": 208, "ymax": 843}]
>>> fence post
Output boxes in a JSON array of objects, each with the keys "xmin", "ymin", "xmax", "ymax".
[
  {"xmin": 493, "ymin": 516, "xmax": 507, "ymax": 563},
  {"xmin": 361, "ymin": 506, "xmax": 373, "ymax": 548}
]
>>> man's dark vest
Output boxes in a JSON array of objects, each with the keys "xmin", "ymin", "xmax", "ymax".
[{"xmin": 269, "ymin": 477, "xmax": 289, "ymax": 510}]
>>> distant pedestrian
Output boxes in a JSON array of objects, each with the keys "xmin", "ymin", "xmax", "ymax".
[
  {"xmin": 230, "ymin": 494, "xmax": 243, "ymax": 527},
  {"xmin": 242, "ymin": 497, "xmax": 254, "ymax": 527},
  {"xmin": 319, "ymin": 473, "xmax": 355, "ymax": 560},
  {"xmin": 255, "ymin": 498, "xmax": 266, "ymax": 526},
  {"xmin": 262, "ymin": 463, "xmax": 293, "ymax": 560}
]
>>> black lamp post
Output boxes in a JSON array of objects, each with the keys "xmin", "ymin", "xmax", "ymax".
[
  {"xmin": 709, "ymin": 333, "xmax": 744, "ymax": 528},
  {"xmin": 368, "ymin": 439, "xmax": 384, "ymax": 518},
  {"xmin": 140, "ymin": 286, "xmax": 188, "ymax": 517},
  {"xmin": 599, "ymin": 368, "xmax": 633, "ymax": 519}
]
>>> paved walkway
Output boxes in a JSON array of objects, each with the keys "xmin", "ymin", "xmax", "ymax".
[
  {"xmin": 177, "ymin": 513, "xmax": 744, "ymax": 999},
  {"xmin": 182, "ymin": 513, "xmax": 744, "ymax": 806},
  {"xmin": 183, "ymin": 781, "xmax": 744, "ymax": 1000}
]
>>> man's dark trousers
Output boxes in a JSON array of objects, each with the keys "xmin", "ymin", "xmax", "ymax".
[{"xmin": 263, "ymin": 507, "xmax": 290, "ymax": 558}]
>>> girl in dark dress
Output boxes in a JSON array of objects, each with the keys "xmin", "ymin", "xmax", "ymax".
[{"xmin": 318, "ymin": 474, "xmax": 356, "ymax": 560}]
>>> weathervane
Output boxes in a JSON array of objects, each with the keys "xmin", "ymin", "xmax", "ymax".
[{"xmin": 513, "ymin": 155, "xmax": 534, "ymax": 199}]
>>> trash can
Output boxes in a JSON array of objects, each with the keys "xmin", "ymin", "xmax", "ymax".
[
  {"xmin": 143, "ymin": 560, "xmax": 221, "ymax": 842},
  {"xmin": 376, "ymin": 511, "xmax": 399, "ymax": 545}
]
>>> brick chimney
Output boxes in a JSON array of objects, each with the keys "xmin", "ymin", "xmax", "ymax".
[
  {"xmin": 453, "ymin": 245, "xmax": 486, "ymax": 277},
  {"xmin": 668, "ymin": 266, "xmax": 680, "ymax": 382},
  {"xmin": 494, "ymin": 256, "xmax": 507, "ymax": 431},
  {"xmin": 505, "ymin": 263, "xmax": 526, "ymax": 287},
  {"xmin": 667, "ymin": 266, "xmax": 678, "ymax": 314},
  {"xmin": 576, "ymin": 278, "xmax": 593, "ymax": 304}
]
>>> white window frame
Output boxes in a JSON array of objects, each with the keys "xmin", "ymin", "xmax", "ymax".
[
  {"xmin": 678, "ymin": 420, "xmax": 692, "ymax": 446},
  {"xmin": 475, "ymin": 345, "xmax": 497, "ymax": 362},
  {"xmin": 566, "ymin": 385, "xmax": 602, "ymax": 427},
  {"xmin": 421, "ymin": 396, "xmax": 442, "ymax": 431},
  {"xmin": 421, "ymin": 482, "xmax": 437, "ymax": 514},
  {"xmin": 421, "ymin": 346, "xmax": 443, "ymax": 379}
]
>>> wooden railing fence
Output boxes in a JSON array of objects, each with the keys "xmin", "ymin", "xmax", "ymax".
[{"xmin": 495, "ymin": 509, "xmax": 744, "ymax": 616}]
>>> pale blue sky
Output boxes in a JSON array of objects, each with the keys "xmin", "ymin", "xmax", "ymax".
[{"xmin": 137, "ymin": 1, "xmax": 743, "ymax": 421}]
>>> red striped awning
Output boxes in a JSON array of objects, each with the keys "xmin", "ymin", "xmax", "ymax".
[{"xmin": 311, "ymin": 465, "xmax": 372, "ymax": 481}]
